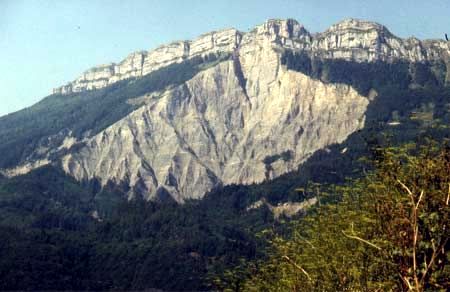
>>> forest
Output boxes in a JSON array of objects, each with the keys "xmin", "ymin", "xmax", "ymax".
[
  {"xmin": 217, "ymin": 142, "xmax": 450, "ymax": 291},
  {"xmin": 0, "ymin": 52, "xmax": 449, "ymax": 290}
]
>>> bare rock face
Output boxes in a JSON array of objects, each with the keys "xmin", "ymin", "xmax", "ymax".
[
  {"xmin": 11, "ymin": 18, "xmax": 450, "ymax": 202},
  {"xmin": 59, "ymin": 23, "xmax": 368, "ymax": 202},
  {"xmin": 53, "ymin": 29, "xmax": 242, "ymax": 94},
  {"xmin": 53, "ymin": 18, "xmax": 450, "ymax": 95},
  {"xmin": 312, "ymin": 19, "xmax": 449, "ymax": 62}
]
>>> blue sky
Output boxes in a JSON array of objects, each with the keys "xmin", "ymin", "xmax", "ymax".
[{"xmin": 1, "ymin": 0, "xmax": 449, "ymax": 116}]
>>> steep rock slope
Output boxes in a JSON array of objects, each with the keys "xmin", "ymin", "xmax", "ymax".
[
  {"xmin": 60, "ymin": 26, "xmax": 368, "ymax": 201},
  {"xmin": 4, "ymin": 18, "xmax": 449, "ymax": 202}
]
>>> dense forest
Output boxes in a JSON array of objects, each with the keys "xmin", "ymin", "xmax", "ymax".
[
  {"xmin": 217, "ymin": 143, "xmax": 450, "ymax": 291},
  {"xmin": 0, "ymin": 52, "xmax": 449, "ymax": 290},
  {"xmin": 0, "ymin": 166, "xmax": 271, "ymax": 290}
]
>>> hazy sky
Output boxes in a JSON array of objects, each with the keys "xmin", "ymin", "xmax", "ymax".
[{"xmin": 1, "ymin": 0, "xmax": 449, "ymax": 116}]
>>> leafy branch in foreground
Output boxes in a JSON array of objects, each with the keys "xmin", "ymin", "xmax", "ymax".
[{"xmin": 218, "ymin": 142, "xmax": 450, "ymax": 291}]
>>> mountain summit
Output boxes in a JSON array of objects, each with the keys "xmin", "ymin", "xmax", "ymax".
[
  {"xmin": 54, "ymin": 18, "xmax": 449, "ymax": 95},
  {"xmin": 1, "ymin": 19, "xmax": 449, "ymax": 202}
]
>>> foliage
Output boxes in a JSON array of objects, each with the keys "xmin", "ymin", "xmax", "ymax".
[
  {"xmin": 222, "ymin": 143, "xmax": 450, "ymax": 291},
  {"xmin": 0, "ymin": 51, "xmax": 450, "ymax": 290},
  {"xmin": 0, "ymin": 166, "xmax": 95, "ymax": 229},
  {"xmin": 281, "ymin": 50, "xmax": 446, "ymax": 95},
  {"xmin": 0, "ymin": 167, "xmax": 272, "ymax": 291}
]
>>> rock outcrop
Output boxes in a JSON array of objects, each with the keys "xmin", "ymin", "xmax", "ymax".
[
  {"xmin": 8, "ymin": 18, "xmax": 450, "ymax": 202},
  {"xmin": 59, "ymin": 21, "xmax": 369, "ymax": 202},
  {"xmin": 53, "ymin": 18, "xmax": 450, "ymax": 95},
  {"xmin": 312, "ymin": 19, "xmax": 450, "ymax": 62},
  {"xmin": 246, "ymin": 197, "xmax": 318, "ymax": 220},
  {"xmin": 53, "ymin": 29, "xmax": 242, "ymax": 94}
]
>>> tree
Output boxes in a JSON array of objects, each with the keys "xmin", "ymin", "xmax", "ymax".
[{"xmin": 223, "ymin": 142, "xmax": 450, "ymax": 291}]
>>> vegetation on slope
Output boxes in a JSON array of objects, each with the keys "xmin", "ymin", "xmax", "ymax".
[
  {"xmin": 0, "ymin": 53, "xmax": 230, "ymax": 168},
  {"xmin": 218, "ymin": 142, "xmax": 450, "ymax": 291},
  {"xmin": 0, "ymin": 54, "xmax": 450, "ymax": 290},
  {"xmin": 0, "ymin": 166, "xmax": 273, "ymax": 291}
]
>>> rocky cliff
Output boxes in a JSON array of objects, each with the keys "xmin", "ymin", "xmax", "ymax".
[
  {"xmin": 60, "ymin": 60, "xmax": 367, "ymax": 201},
  {"xmin": 53, "ymin": 29, "xmax": 242, "ymax": 94},
  {"xmin": 55, "ymin": 19, "xmax": 368, "ymax": 202},
  {"xmin": 54, "ymin": 18, "xmax": 450, "ymax": 94},
  {"xmin": 5, "ymin": 18, "xmax": 450, "ymax": 202}
]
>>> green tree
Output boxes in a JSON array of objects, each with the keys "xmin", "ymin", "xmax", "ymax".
[{"xmin": 223, "ymin": 142, "xmax": 450, "ymax": 291}]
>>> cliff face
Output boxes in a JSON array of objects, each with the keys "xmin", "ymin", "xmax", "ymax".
[
  {"xmin": 53, "ymin": 29, "xmax": 242, "ymax": 94},
  {"xmin": 59, "ymin": 20, "xmax": 368, "ymax": 202},
  {"xmin": 5, "ymin": 18, "xmax": 450, "ymax": 202},
  {"xmin": 312, "ymin": 19, "xmax": 449, "ymax": 62},
  {"xmin": 53, "ymin": 18, "xmax": 450, "ymax": 95}
]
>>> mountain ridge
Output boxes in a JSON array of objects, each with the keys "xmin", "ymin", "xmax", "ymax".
[
  {"xmin": 2, "ymin": 15, "xmax": 450, "ymax": 292},
  {"xmin": 2, "ymin": 18, "xmax": 450, "ymax": 203},
  {"xmin": 53, "ymin": 18, "xmax": 450, "ymax": 95}
]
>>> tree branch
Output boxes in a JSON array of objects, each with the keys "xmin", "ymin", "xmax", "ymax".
[
  {"xmin": 446, "ymin": 183, "xmax": 449, "ymax": 206},
  {"xmin": 397, "ymin": 179, "xmax": 413, "ymax": 195},
  {"xmin": 282, "ymin": 255, "xmax": 312, "ymax": 281},
  {"xmin": 416, "ymin": 190, "xmax": 424, "ymax": 210},
  {"xmin": 420, "ymin": 238, "xmax": 449, "ymax": 285},
  {"xmin": 400, "ymin": 274, "xmax": 414, "ymax": 291},
  {"xmin": 341, "ymin": 230, "xmax": 382, "ymax": 250}
]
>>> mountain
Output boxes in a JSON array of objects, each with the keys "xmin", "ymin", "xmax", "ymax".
[
  {"xmin": 53, "ymin": 18, "xmax": 449, "ymax": 94},
  {"xmin": 1, "ymin": 18, "xmax": 450, "ymax": 291},
  {"xmin": 1, "ymin": 18, "xmax": 449, "ymax": 202}
]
